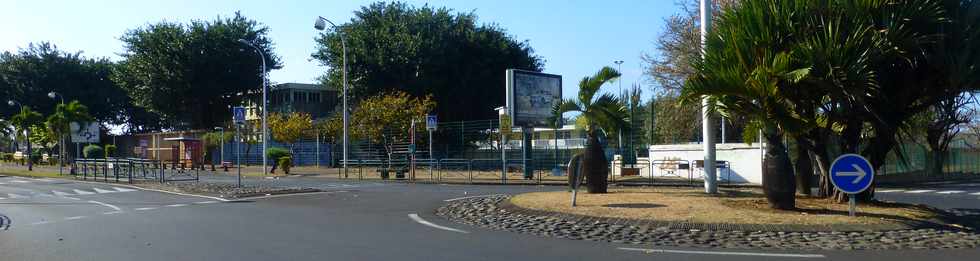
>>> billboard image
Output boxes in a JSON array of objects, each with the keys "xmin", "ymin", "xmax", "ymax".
[{"xmin": 506, "ymin": 69, "xmax": 562, "ymax": 127}]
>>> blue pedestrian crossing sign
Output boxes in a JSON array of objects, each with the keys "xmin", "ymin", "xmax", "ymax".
[
  {"xmin": 233, "ymin": 106, "xmax": 246, "ymax": 125},
  {"xmin": 426, "ymin": 114, "xmax": 437, "ymax": 131},
  {"xmin": 829, "ymin": 154, "xmax": 874, "ymax": 194}
]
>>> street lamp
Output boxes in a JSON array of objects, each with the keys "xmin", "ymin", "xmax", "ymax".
[
  {"xmin": 315, "ymin": 16, "xmax": 350, "ymax": 178},
  {"xmin": 7, "ymin": 100, "xmax": 32, "ymax": 173},
  {"xmin": 613, "ymin": 60, "xmax": 624, "ymax": 169},
  {"xmin": 214, "ymin": 127, "xmax": 225, "ymax": 166},
  {"xmin": 700, "ymin": 0, "xmax": 717, "ymax": 194},
  {"xmin": 48, "ymin": 91, "xmax": 66, "ymax": 175},
  {"xmin": 237, "ymin": 39, "xmax": 269, "ymax": 176}
]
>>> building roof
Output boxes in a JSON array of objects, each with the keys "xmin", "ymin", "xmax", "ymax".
[{"xmin": 271, "ymin": 83, "xmax": 334, "ymax": 92}]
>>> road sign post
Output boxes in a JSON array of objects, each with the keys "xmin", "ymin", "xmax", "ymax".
[
  {"xmin": 829, "ymin": 153, "xmax": 875, "ymax": 217},
  {"xmin": 426, "ymin": 115, "xmax": 437, "ymax": 179}
]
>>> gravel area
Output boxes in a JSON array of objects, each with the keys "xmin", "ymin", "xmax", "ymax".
[
  {"xmin": 436, "ymin": 195, "xmax": 980, "ymax": 250},
  {"xmin": 134, "ymin": 181, "xmax": 320, "ymax": 199}
]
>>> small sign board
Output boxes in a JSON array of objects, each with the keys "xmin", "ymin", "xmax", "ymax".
[
  {"xmin": 426, "ymin": 114, "xmax": 437, "ymax": 131},
  {"xmin": 70, "ymin": 122, "xmax": 100, "ymax": 143},
  {"xmin": 830, "ymin": 154, "xmax": 874, "ymax": 194},
  {"xmin": 499, "ymin": 114, "xmax": 512, "ymax": 135},
  {"xmin": 505, "ymin": 69, "xmax": 562, "ymax": 127},
  {"xmin": 233, "ymin": 106, "xmax": 246, "ymax": 125}
]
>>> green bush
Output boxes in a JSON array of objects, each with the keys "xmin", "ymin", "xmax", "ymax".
[
  {"xmin": 30, "ymin": 150, "xmax": 43, "ymax": 164},
  {"xmin": 278, "ymin": 156, "xmax": 292, "ymax": 174},
  {"xmin": 83, "ymin": 144, "xmax": 104, "ymax": 158},
  {"xmin": 104, "ymin": 144, "xmax": 117, "ymax": 158},
  {"xmin": 0, "ymin": 152, "xmax": 12, "ymax": 161},
  {"xmin": 266, "ymin": 147, "xmax": 292, "ymax": 161}
]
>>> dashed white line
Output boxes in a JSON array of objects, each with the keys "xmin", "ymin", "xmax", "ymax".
[
  {"xmin": 112, "ymin": 187, "xmax": 138, "ymax": 192},
  {"xmin": 408, "ymin": 213, "xmax": 469, "ymax": 234},
  {"xmin": 64, "ymin": 196, "xmax": 81, "ymax": 200},
  {"xmin": 936, "ymin": 190, "xmax": 965, "ymax": 194},
  {"xmin": 102, "ymin": 211, "xmax": 123, "ymax": 215},
  {"xmin": 93, "ymin": 188, "xmax": 117, "ymax": 194},
  {"xmin": 52, "ymin": 190, "xmax": 74, "ymax": 197},
  {"xmin": 133, "ymin": 187, "xmax": 228, "ymax": 201},
  {"xmin": 969, "ymin": 192, "xmax": 980, "ymax": 195},
  {"xmin": 905, "ymin": 190, "xmax": 935, "ymax": 194},
  {"xmin": 166, "ymin": 204, "xmax": 189, "ymax": 207},
  {"xmin": 72, "ymin": 189, "xmax": 95, "ymax": 195},
  {"xmin": 88, "ymin": 200, "xmax": 122, "ymax": 211},
  {"xmin": 6, "ymin": 193, "xmax": 27, "ymax": 199},
  {"xmin": 877, "ymin": 189, "xmax": 904, "ymax": 193},
  {"xmin": 30, "ymin": 221, "xmax": 50, "ymax": 226},
  {"xmin": 617, "ymin": 247, "xmax": 825, "ymax": 258},
  {"xmin": 134, "ymin": 207, "xmax": 157, "ymax": 211},
  {"xmin": 194, "ymin": 201, "xmax": 220, "ymax": 204},
  {"xmin": 64, "ymin": 216, "xmax": 86, "ymax": 220}
]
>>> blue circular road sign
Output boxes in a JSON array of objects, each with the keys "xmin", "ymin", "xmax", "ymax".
[{"xmin": 829, "ymin": 154, "xmax": 874, "ymax": 194}]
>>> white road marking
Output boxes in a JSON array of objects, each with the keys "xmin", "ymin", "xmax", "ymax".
[
  {"xmin": 31, "ymin": 221, "xmax": 50, "ymax": 225},
  {"xmin": 239, "ymin": 190, "xmax": 349, "ymax": 200},
  {"xmin": 408, "ymin": 213, "xmax": 469, "ymax": 234},
  {"xmin": 0, "ymin": 197, "xmax": 5, "ymax": 200},
  {"xmin": 88, "ymin": 200, "xmax": 122, "ymax": 211},
  {"xmin": 936, "ymin": 190, "xmax": 965, "ymax": 194},
  {"xmin": 52, "ymin": 190, "xmax": 74, "ymax": 197},
  {"xmin": 905, "ymin": 190, "xmax": 935, "ymax": 194},
  {"xmin": 72, "ymin": 189, "xmax": 95, "ymax": 195},
  {"xmin": 64, "ymin": 197, "xmax": 81, "ymax": 200},
  {"xmin": 194, "ymin": 201, "xmax": 220, "ymax": 204},
  {"xmin": 969, "ymin": 191, "xmax": 980, "ymax": 195},
  {"xmin": 133, "ymin": 187, "xmax": 229, "ymax": 202},
  {"xmin": 64, "ymin": 216, "xmax": 86, "ymax": 220},
  {"xmin": 10, "ymin": 180, "xmax": 30, "ymax": 183},
  {"xmin": 617, "ymin": 247, "xmax": 825, "ymax": 258},
  {"xmin": 444, "ymin": 194, "xmax": 507, "ymax": 202},
  {"xmin": 166, "ymin": 204, "xmax": 188, "ymax": 207},
  {"xmin": 876, "ymin": 189, "xmax": 904, "ymax": 193},
  {"xmin": 112, "ymin": 187, "xmax": 137, "ymax": 192},
  {"xmin": 103, "ymin": 211, "xmax": 123, "ymax": 215},
  {"xmin": 0, "ymin": 182, "xmax": 7, "ymax": 185},
  {"xmin": 7, "ymin": 193, "xmax": 27, "ymax": 199},
  {"xmin": 134, "ymin": 207, "xmax": 157, "ymax": 211},
  {"xmin": 93, "ymin": 188, "xmax": 117, "ymax": 194}
]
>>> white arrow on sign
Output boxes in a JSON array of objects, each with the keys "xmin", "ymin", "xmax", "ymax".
[{"xmin": 837, "ymin": 164, "xmax": 867, "ymax": 184}]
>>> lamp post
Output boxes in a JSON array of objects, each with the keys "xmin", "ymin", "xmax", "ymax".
[
  {"xmin": 700, "ymin": 0, "xmax": 718, "ymax": 194},
  {"xmin": 214, "ymin": 127, "xmax": 225, "ymax": 165},
  {"xmin": 7, "ymin": 100, "xmax": 32, "ymax": 172},
  {"xmin": 613, "ymin": 60, "xmax": 625, "ymax": 169},
  {"xmin": 237, "ymin": 39, "xmax": 269, "ymax": 176},
  {"xmin": 315, "ymin": 16, "xmax": 350, "ymax": 178},
  {"xmin": 48, "ymin": 91, "xmax": 65, "ymax": 175}
]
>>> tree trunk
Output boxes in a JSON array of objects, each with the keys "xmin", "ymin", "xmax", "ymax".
[
  {"xmin": 26, "ymin": 129, "xmax": 33, "ymax": 171},
  {"xmin": 582, "ymin": 132, "xmax": 609, "ymax": 193},
  {"xmin": 793, "ymin": 137, "xmax": 813, "ymax": 196},
  {"xmin": 762, "ymin": 126, "xmax": 795, "ymax": 210}
]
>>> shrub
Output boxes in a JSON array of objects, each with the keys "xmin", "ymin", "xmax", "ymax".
[
  {"xmin": 83, "ymin": 144, "xmax": 104, "ymax": 158},
  {"xmin": 104, "ymin": 144, "xmax": 117, "ymax": 158},
  {"xmin": 278, "ymin": 156, "xmax": 292, "ymax": 174},
  {"xmin": 0, "ymin": 152, "xmax": 13, "ymax": 161},
  {"xmin": 30, "ymin": 150, "xmax": 43, "ymax": 164},
  {"xmin": 266, "ymin": 147, "xmax": 292, "ymax": 161}
]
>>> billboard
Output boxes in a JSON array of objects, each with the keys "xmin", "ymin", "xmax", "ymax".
[
  {"xmin": 70, "ymin": 122, "xmax": 100, "ymax": 143},
  {"xmin": 505, "ymin": 69, "xmax": 562, "ymax": 127}
]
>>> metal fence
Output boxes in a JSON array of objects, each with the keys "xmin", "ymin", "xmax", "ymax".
[{"xmin": 70, "ymin": 157, "xmax": 199, "ymax": 183}]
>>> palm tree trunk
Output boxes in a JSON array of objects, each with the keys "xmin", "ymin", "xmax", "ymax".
[
  {"xmin": 793, "ymin": 137, "xmax": 813, "ymax": 196},
  {"xmin": 582, "ymin": 131, "xmax": 609, "ymax": 193},
  {"xmin": 762, "ymin": 124, "xmax": 795, "ymax": 210}
]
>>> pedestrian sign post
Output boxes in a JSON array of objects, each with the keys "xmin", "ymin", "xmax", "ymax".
[
  {"xmin": 426, "ymin": 115, "xmax": 437, "ymax": 131},
  {"xmin": 233, "ymin": 106, "xmax": 246, "ymax": 125},
  {"xmin": 829, "ymin": 153, "xmax": 875, "ymax": 217}
]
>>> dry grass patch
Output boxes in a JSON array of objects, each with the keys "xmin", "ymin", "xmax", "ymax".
[{"xmin": 510, "ymin": 187, "xmax": 940, "ymax": 226}]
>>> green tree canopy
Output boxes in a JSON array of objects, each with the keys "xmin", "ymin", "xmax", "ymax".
[
  {"xmin": 268, "ymin": 112, "xmax": 313, "ymax": 149},
  {"xmin": 312, "ymin": 2, "xmax": 544, "ymax": 122},
  {"xmin": 115, "ymin": 12, "xmax": 281, "ymax": 129}
]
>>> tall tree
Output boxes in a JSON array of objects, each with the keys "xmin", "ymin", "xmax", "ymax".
[
  {"xmin": 312, "ymin": 2, "xmax": 543, "ymax": 122},
  {"xmin": 115, "ymin": 12, "xmax": 281, "ymax": 129},
  {"xmin": 325, "ymin": 91, "xmax": 436, "ymax": 163},
  {"xmin": 0, "ymin": 43, "xmax": 131, "ymax": 125},
  {"xmin": 268, "ymin": 112, "xmax": 313, "ymax": 152},
  {"xmin": 557, "ymin": 67, "xmax": 627, "ymax": 194},
  {"xmin": 10, "ymin": 106, "xmax": 44, "ymax": 171}
]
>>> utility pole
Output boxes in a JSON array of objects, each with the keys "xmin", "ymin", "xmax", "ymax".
[{"xmin": 700, "ymin": 0, "xmax": 717, "ymax": 194}]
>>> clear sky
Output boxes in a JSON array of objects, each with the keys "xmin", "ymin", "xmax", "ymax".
[{"xmin": 0, "ymin": 0, "xmax": 680, "ymax": 100}]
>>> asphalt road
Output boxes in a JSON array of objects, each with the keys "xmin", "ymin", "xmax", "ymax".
[{"xmin": 1, "ymin": 174, "xmax": 978, "ymax": 261}]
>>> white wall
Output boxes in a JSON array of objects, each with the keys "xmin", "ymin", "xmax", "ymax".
[{"xmin": 638, "ymin": 143, "xmax": 766, "ymax": 184}]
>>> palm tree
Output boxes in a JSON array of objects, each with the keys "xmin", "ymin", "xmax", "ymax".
[
  {"xmin": 556, "ymin": 66, "xmax": 627, "ymax": 193},
  {"xmin": 11, "ymin": 106, "xmax": 44, "ymax": 171},
  {"xmin": 681, "ymin": 0, "xmax": 816, "ymax": 209},
  {"xmin": 46, "ymin": 100, "xmax": 93, "ymax": 167}
]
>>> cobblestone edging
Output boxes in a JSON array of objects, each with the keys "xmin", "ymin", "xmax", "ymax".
[{"xmin": 435, "ymin": 195, "xmax": 980, "ymax": 250}]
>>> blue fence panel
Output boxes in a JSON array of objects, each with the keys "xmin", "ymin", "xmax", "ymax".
[{"xmin": 216, "ymin": 139, "xmax": 332, "ymax": 166}]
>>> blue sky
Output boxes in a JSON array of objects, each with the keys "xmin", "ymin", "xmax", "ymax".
[{"xmin": 1, "ymin": 0, "xmax": 680, "ymax": 100}]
